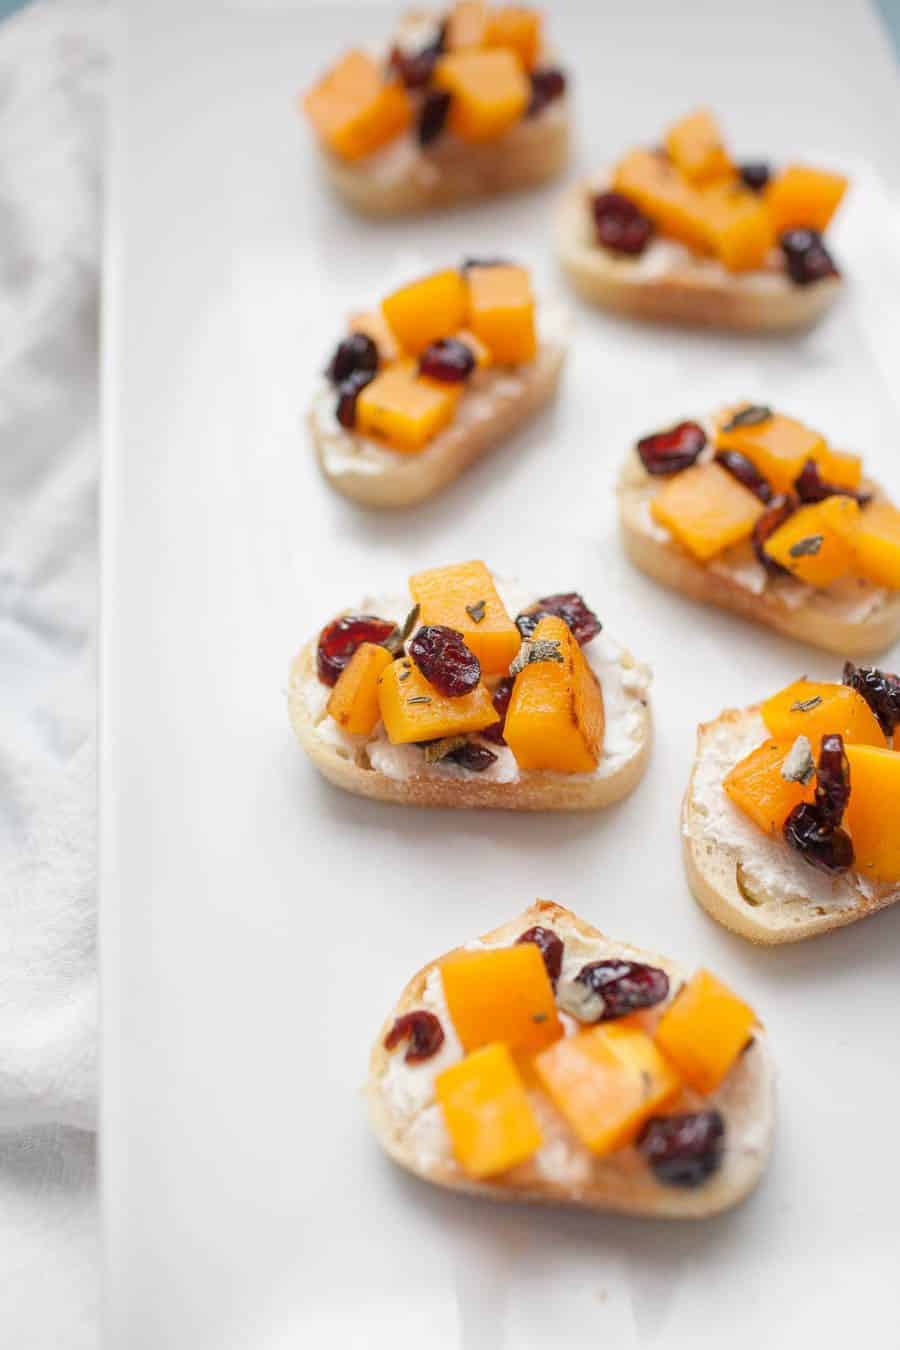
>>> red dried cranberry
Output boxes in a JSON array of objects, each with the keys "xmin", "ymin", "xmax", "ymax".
[
  {"xmin": 516, "ymin": 926, "xmax": 564, "ymax": 987},
  {"xmin": 753, "ymin": 494, "xmax": 797, "ymax": 575},
  {"xmin": 481, "ymin": 677, "xmax": 513, "ymax": 744},
  {"xmin": 793, "ymin": 457, "xmax": 871, "ymax": 506},
  {"xmin": 784, "ymin": 801, "xmax": 854, "ymax": 874},
  {"xmin": 316, "ymin": 614, "xmax": 396, "ymax": 686},
  {"xmin": 418, "ymin": 338, "xmax": 476, "ymax": 383},
  {"xmin": 738, "ymin": 162, "xmax": 771, "ymax": 192},
  {"xmin": 384, "ymin": 1010, "xmax": 445, "ymax": 1063},
  {"xmin": 592, "ymin": 190, "xmax": 655, "ymax": 257},
  {"xmin": 781, "ymin": 229, "xmax": 839, "ymax": 285},
  {"xmin": 714, "ymin": 449, "xmax": 774, "ymax": 503},
  {"xmin": 636, "ymin": 421, "xmax": 707, "ymax": 475},
  {"xmin": 815, "ymin": 732, "xmax": 852, "ymax": 826},
  {"xmin": 327, "ymin": 333, "xmax": 379, "ymax": 385},
  {"xmin": 526, "ymin": 67, "xmax": 566, "ymax": 117},
  {"xmin": 446, "ymin": 741, "xmax": 498, "ymax": 773},
  {"xmin": 335, "ymin": 368, "xmax": 376, "ymax": 429},
  {"xmin": 387, "ymin": 28, "xmax": 444, "ymax": 89},
  {"xmin": 574, "ymin": 960, "xmax": 669, "ymax": 1020},
  {"xmin": 843, "ymin": 661, "xmax": 900, "ymax": 738},
  {"xmin": 638, "ymin": 1110, "xmax": 725, "ymax": 1187},
  {"xmin": 515, "ymin": 593, "xmax": 602, "ymax": 645},
  {"xmin": 408, "ymin": 624, "xmax": 481, "ymax": 697},
  {"xmin": 417, "ymin": 89, "xmax": 451, "ymax": 146}
]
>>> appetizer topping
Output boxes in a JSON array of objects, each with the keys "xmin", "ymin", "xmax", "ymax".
[
  {"xmin": 714, "ymin": 449, "xmax": 774, "ymax": 503},
  {"xmin": 843, "ymin": 661, "xmax": 900, "ymax": 738},
  {"xmin": 410, "ymin": 561, "xmax": 520, "ymax": 675},
  {"xmin": 480, "ymin": 675, "xmax": 514, "ymax": 744},
  {"xmin": 504, "ymin": 616, "xmax": 605, "ymax": 773},
  {"xmin": 382, "ymin": 268, "xmax": 468, "ymax": 354},
  {"xmin": 738, "ymin": 161, "xmax": 770, "ymax": 192},
  {"xmin": 636, "ymin": 420, "xmax": 707, "ymax": 475},
  {"xmin": 327, "ymin": 642, "xmax": 393, "ymax": 736},
  {"xmin": 382, "ymin": 603, "xmax": 421, "ymax": 656},
  {"xmin": 844, "ymin": 744, "xmax": 900, "ymax": 882},
  {"xmin": 852, "ymin": 501, "xmax": 900, "ymax": 589},
  {"xmin": 378, "ymin": 657, "xmax": 498, "ymax": 743},
  {"xmin": 724, "ymin": 738, "xmax": 813, "ymax": 836},
  {"xmin": 422, "ymin": 734, "xmax": 468, "ymax": 763},
  {"xmin": 417, "ymin": 87, "xmax": 453, "ymax": 145},
  {"xmin": 752, "ymin": 494, "xmax": 796, "ymax": 574},
  {"xmin": 813, "ymin": 732, "xmax": 852, "ymax": 824},
  {"xmin": 509, "ymin": 637, "xmax": 564, "ymax": 676},
  {"xmin": 664, "ymin": 108, "xmax": 731, "ymax": 185},
  {"xmin": 793, "ymin": 456, "xmax": 869, "ymax": 506},
  {"xmin": 335, "ymin": 368, "xmax": 376, "ymax": 428},
  {"xmin": 441, "ymin": 944, "xmax": 562, "ymax": 1054},
  {"xmin": 526, "ymin": 66, "xmax": 566, "ymax": 117},
  {"xmin": 762, "ymin": 496, "xmax": 859, "ymax": 585},
  {"xmin": 384, "ymin": 1010, "xmax": 445, "ymax": 1063},
  {"xmin": 654, "ymin": 970, "xmax": 755, "ymax": 1095},
  {"xmin": 515, "ymin": 925, "xmax": 564, "ymax": 987},
  {"xmin": 436, "ymin": 1044, "xmax": 543, "ymax": 1179},
  {"xmin": 317, "ymin": 614, "xmax": 396, "ymax": 685},
  {"xmin": 781, "ymin": 735, "xmax": 815, "ymax": 785},
  {"xmin": 560, "ymin": 960, "xmax": 669, "ymax": 1024},
  {"xmin": 466, "ymin": 262, "xmax": 536, "ymax": 364},
  {"xmin": 591, "ymin": 190, "xmax": 655, "ymax": 257},
  {"xmin": 356, "ymin": 360, "xmax": 461, "ymax": 451},
  {"xmin": 418, "ymin": 336, "xmax": 476, "ymax": 382},
  {"xmin": 434, "ymin": 48, "xmax": 529, "ymax": 143},
  {"xmin": 304, "ymin": 49, "xmax": 412, "ymax": 162},
  {"xmin": 780, "ymin": 228, "xmax": 839, "ymax": 286},
  {"xmin": 443, "ymin": 741, "xmax": 498, "ymax": 772},
  {"xmin": 409, "ymin": 624, "xmax": 482, "ymax": 697},
  {"xmin": 716, "ymin": 408, "xmax": 822, "ymax": 491},
  {"xmin": 783, "ymin": 801, "xmax": 854, "ymax": 875},
  {"xmin": 651, "ymin": 461, "xmax": 765, "ymax": 562},
  {"xmin": 767, "ymin": 166, "xmax": 847, "ymax": 235},
  {"xmin": 721, "ymin": 404, "xmax": 772, "ymax": 432},
  {"xmin": 761, "ymin": 677, "xmax": 884, "ymax": 749},
  {"xmin": 387, "ymin": 27, "xmax": 446, "ymax": 89},
  {"xmin": 515, "ymin": 592, "xmax": 602, "ymax": 646},
  {"xmin": 638, "ymin": 1109, "xmax": 725, "ymax": 1188},
  {"xmin": 327, "ymin": 332, "xmax": 379, "ymax": 385}
]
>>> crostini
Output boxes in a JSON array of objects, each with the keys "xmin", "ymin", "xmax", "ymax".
[
  {"xmin": 288, "ymin": 561, "xmax": 650, "ymax": 809},
  {"xmin": 685, "ymin": 662, "xmax": 900, "ymax": 943},
  {"xmin": 619, "ymin": 403, "xmax": 900, "ymax": 655},
  {"xmin": 311, "ymin": 261, "xmax": 566, "ymax": 507},
  {"xmin": 302, "ymin": 5, "xmax": 569, "ymax": 216},
  {"xmin": 557, "ymin": 108, "xmax": 846, "ymax": 331},
  {"xmin": 368, "ymin": 900, "xmax": 774, "ymax": 1216}
]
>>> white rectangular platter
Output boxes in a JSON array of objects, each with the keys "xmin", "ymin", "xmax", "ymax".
[{"xmin": 102, "ymin": 2, "xmax": 900, "ymax": 1346}]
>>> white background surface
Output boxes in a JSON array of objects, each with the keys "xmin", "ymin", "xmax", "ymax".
[{"xmin": 103, "ymin": 3, "xmax": 900, "ymax": 1347}]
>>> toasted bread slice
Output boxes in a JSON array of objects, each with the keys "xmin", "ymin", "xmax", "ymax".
[
  {"xmin": 368, "ymin": 901, "xmax": 774, "ymax": 1217},
  {"xmin": 684, "ymin": 705, "xmax": 900, "ymax": 944},
  {"xmin": 618, "ymin": 452, "xmax": 900, "ymax": 656},
  {"xmin": 556, "ymin": 179, "xmax": 841, "ymax": 332}
]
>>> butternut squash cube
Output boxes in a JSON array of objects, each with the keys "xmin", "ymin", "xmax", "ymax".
[
  {"xmin": 355, "ymin": 361, "xmax": 460, "ymax": 453},
  {"xmin": 434, "ymin": 48, "xmax": 530, "ymax": 144},
  {"xmin": 326, "ymin": 642, "xmax": 393, "ymax": 737},
  {"xmin": 348, "ymin": 309, "xmax": 403, "ymax": 364},
  {"xmin": 408, "ymin": 560, "xmax": 520, "ymax": 675},
  {"xmin": 723, "ymin": 739, "xmax": 813, "ymax": 835},
  {"xmin": 304, "ymin": 51, "xmax": 412, "ymax": 162},
  {"xmin": 762, "ymin": 495, "xmax": 859, "ymax": 586},
  {"xmin": 761, "ymin": 679, "xmax": 885, "ymax": 750},
  {"xmin": 445, "ymin": 0, "xmax": 488, "ymax": 49},
  {"xmin": 453, "ymin": 327, "xmax": 492, "ymax": 369},
  {"xmin": 534, "ymin": 1024, "xmax": 681, "ymax": 1156},
  {"xmin": 650, "ymin": 460, "xmax": 765, "ymax": 562},
  {"xmin": 844, "ymin": 744, "xmax": 900, "ymax": 884},
  {"xmin": 818, "ymin": 446, "xmax": 862, "ymax": 491},
  {"xmin": 435, "ymin": 1043, "xmax": 542, "ymax": 1178},
  {"xmin": 441, "ymin": 944, "xmax": 562, "ymax": 1054},
  {"xmin": 612, "ymin": 148, "xmax": 713, "ymax": 254},
  {"xmin": 654, "ymin": 970, "xmax": 755, "ymax": 1095},
  {"xmin": 766, "ymin": 164, "xmax": 848, "ymax": 235},
  {"xmin": 483, "ymin": 6, "xmax": 542, "ymax": 70},
  {"xmin": 377, "ymin": 657, "xmax": 499, "ymax": 744},
  {"xmin": 503, "ymin": 616, "xmax": 605, "ymax": 773},
  {"xmin": 380, "ymin": 269, "xmax": 468, "ymax": 356},
  {"xmin": 701, "ymin": 181, "xmax": 775, "ymax": 272},
  {"xmin": 664, "ymin": 108, "xmax": 732, "ymax": 185},
  {"xmin": 852, "ymin": 502, "xmax": 900, "ymax": 590},
  {"xmin": 465, "ymin": 263, "xmax": 536, "ymax": 365},
  {"xmin": 715, "ymin": 411, "xmax": 826, "ymax": 494}
]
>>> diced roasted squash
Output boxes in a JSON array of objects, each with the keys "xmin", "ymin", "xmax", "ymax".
[
  {"xmin": 852, "ymin": 502, "xmax": 900, "ymax": 589},
  {"xmin": 612, "ymin": 148, "xmax": 713, "ymax": 254},
  {"xmin": 654, "ymin": 970, "xmax": 755, "ymax": 1095},
  {"xmin": 818, "ymin": 446, "xmax": 862, "ymax": 491},
  {"xmin": 701, "ymin": 181, "xmax": 774, "ymax": 272},
  {"xmin": 723, "ymin": 739, "xmax": 813, "ymax": 835},
  {"xmin": 434, "ymin": 48, "xmax": 529, "ymax": 143},
  {"xmin": 445, "ymin": 0, "xmax": 488, "ymax": 49},
  {"xmin": 664, "ymin": 108, "xmax": 732, "ymax": 185},
  {"xmin": 761, "ymin": 678, "xmax": 886, "ymax": 750},
  {"xmin": 766, "ymin": 164, "xmax": 848, "ymax": 234},
  {"xmin": 762, "ymin": 496, "xmax": 859, "ymax": 586},
  {"xmin": 436, "ymin": 1043, "xmax": 542, "ymax": 1178},
  {"xmin": 381, "ymin": 269, "xmax": 468, "ymax": 355},
  {"xmin": 326, "ymin": 642, "xmax": 393, "ymax": 736},
  {"xmin": 483, "ymin": 6, "xmax": 542, "ymax": 69},
  {"xmin": 408, "ymin": 560, "xmax": 520, "ymax": 675},
  {"xmin": 453, "ymin": 327, "xmax": 492, "ymax": 368},
  {"xmin": 377, "ymin": 657, "xmax": 498, "ymax": 743},
  {"xmin": 441, "ymin": 944, "xmax": 562, "ymax": 1054},
  {"xmin": 348, "ymin": 309, "xmax": 403, "ymax": 364},
  {"xmin": 355, "ymin": 361, "xmax": 460, "ymax": 453},
  {"xmin": 715, "ymin": 411, "xmax": 826, "ymax": 495},
  {"xmin": 650, "ymin": 460, "xmax": 765, "ymax": 562},
  {"xmin": 465, "ymin": 262, "xmax": 537, "ymax": 365},
  {"xmin": 304, "ymin": 51, "xmax": 412, "ymax": 162},
  {"xmin": 844, "ymin": 744, "xmax": 900, "ymax": 884},
  {"xmin": 534, "ymin": 1024, "xmax": 681, "ymax": 1156},
  {"xmin": 503, "ymin": 616, "xmax": 605, "ymax": 773}
]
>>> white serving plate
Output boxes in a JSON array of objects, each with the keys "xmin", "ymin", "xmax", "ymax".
[{"xmin": 101, "ymin": 2, "xmax": 900, "ymax": 1346}]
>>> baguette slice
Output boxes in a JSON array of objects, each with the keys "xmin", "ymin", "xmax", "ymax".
[
  {"xmin": 684, "ymin": 705, "xmax": 900, "ymax": 944},
  {"xmin": 618, "ymin": 452, "xmax": 900, "ymax": 656},
  {"xmin": 556, "ymin": 178, "xmax": 841, "ymax": 333},
  {"xmin": 368, "ymin": 901, "xmax": 774, "ymax": 1217}
]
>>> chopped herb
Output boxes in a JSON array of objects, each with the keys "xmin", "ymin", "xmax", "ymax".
[
  {"xmin": 722, "ymin": 404, "xmax": 773, "ymax": 432},
  {"xmin": 465, "ymin": 599, "xmax": 487, "ymax": 624},
  {"xmin": 790, "ymin": 695, "xmax": 823, "ymax": 713},
  {"xmin": 788, "ymin": 534, "xmax": 824, "ymax": 559},
  {"xmin": 532, "ymin": 1012, "xmax": 548, "ymax": 1024},
  {"xmin": 781, "ymin": 735, "xmax": 815, "ymax": 784},
  {"xmin": 509, "ymin": 637, "xmax": 564, "ymax": 677},
  {"xmin": 407, "ymin": 694, "xmax": 432, "ymax": 705},
  {"xmin": 383, "ymin": 604, "xmax": 421, "ymax": 656},
  {"xmin": 423, "ymin": 735, "xmax": 467, "ymax": 764},
  {"xmin": 398, "ymin": 667, "xmax": 411, "ymax": 682}
]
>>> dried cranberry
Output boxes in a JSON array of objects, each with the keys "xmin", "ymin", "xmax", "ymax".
[
  {"xmin": 784, "ymin": 801, "xmax": 854, "ymax": 874},
  {"xmin": 516, "ymin": 926, "xmax": 564, "ymax": 987},
  {"xmin": 481, "ymin": 677, "xmax": 514, "ymax": 744},
  {"xmin": 418, "ymin": 338, "xmax": 476, "ymax": 383},
  {"xmin": 316, "ymin": 614, "xmax": 396, "ymax": 686},
  {"xmin": 636, "ymin": 421, "xmax": 706, "ymax": 475},
  {"xmin": 335, "ymin": 368, "xmax": 376, "ymax": 429},
  {"xmin": 638, "ymin": 1110, "xmax": 725, "ymax": 1187},
  {"xmin": 515, "ymin": 593, "xmax": 602, "ymax": 646},
  {"xmin": 408, "ymin": 624, "xmax": 481, "ymax": 697},
  {"xmin": 793, "ymin": 457, "xmax": 871, "ymax": 507},
  {"xmin": 384, "ymin": 1010, "xmax": 445, "ymax": 1063},
  {"xmin": 417, "ymin": 89, "xmax": 451, "ymax": 146},
  {"xmin": 815, "ymin": 732, "xmax": 852, "ymax": 826},
  {"xmin": 592, "ymin": 190, "xmax": 655, "ymax": 257},
  {"xmin": 573, "ymin": 960, "xmax": 669, "ymax": 1021},
  {"xmin": 738, "ymin": 162, "xmax": 771, "ymax": 193},
  {"xmin": 446, "ymin": 742, "xmax": 498, "ymax": 773},
  {"xmin": 753, "ymin": 494, "xmax": 797, "ymax": 575},
  {"xmin": 327, "ymin": 333, "xmax": 379, "ymax": 385},
  {"xmin": 843, "ymin": 661, "xmax": 900, "ymax": 738},
  {"xmin": 714, "ymin": 449, "xmax": 774, "ymax": 503},
  {"xmin": 781, "ymin": 229, "xmax": 839, "ymax": 286},
  {"xmin": 526, "ymin": 67, "xmax": 566, "ymax": 117},
  {"xmin": 387, "ymin": 29, "xmax": 444, "ymax": 89}
]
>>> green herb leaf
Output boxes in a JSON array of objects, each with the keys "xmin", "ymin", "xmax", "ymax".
[
  {"xmin": 509, "ymin": 638, "xmax": 564, "ymax": 677},
  {"xmin": 383, "ymin": 604, "xmax": 421, "ymax": 656},
  {"xmin": 722, "ymin": 404, "xmax": 773, "ymax": 432},
  {"xmin": 407, "ymin": 694, "xmax": 432, "ymax": 705},
  {"xmin": 790, "ymin": 695, "xmax": 823, "ymax": 713},
  {"xmin": 423, "ymin": 735, "xmax": 467, "ymax": 764},
  {"xmin": 465, "ymin": 599, "xmax": 487, "ymax": 624},
  {"xmin": 788, "ymin": 534, "xmax": 824, "ymax": 559},
  {"xmin": 781, "ymin": 735, "xmax": 815, "ymax": 784}
]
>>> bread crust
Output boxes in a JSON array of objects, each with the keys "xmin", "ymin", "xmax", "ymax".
[
  {"xmin": 367, "ymin": 901, "xmax": 775, "ymax": 1217},
  {"xmin": 556, "ymin": 179, "xmax": 841, "ymax": 333}
]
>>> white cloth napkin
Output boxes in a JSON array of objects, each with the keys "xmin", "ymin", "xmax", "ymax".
[{"xmin": 0, "ymin": 0, "xmax": 105, "ymax": 1344}]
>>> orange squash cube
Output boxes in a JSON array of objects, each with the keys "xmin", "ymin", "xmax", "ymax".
[
  {"xmin": 465, "ymin": 263, "xmax": 537, "ymax": 365},
  {"xmin": 483, "ymin": 6, "xmax": 542, "ymax": 69},
  {"xmin": 766, "ymin": 164, "xmax": 848, "ymax": 235},
  {"xmin": 650, "ymin": 460, "xmax": 765, "ymax": 562},
  {"xmin": 715, "ymin": 410, "xmax": 826, "ymax": 495},
  {"xmin": 408, "ymin": 560, "xmax": 520, "ymax": 675},
  {"xmin": 844, "ymin": 744, "xmax": 900, "ymax": 884},
  {"xmin": 355, "ymin": 361, "xmax": 460, "ymax": 453},
  {"xmin": 381, "ymin": 269, "xmax": 468, "ymax": 355},
  {"xmin": 348, "ymin": 309, "xmax": 403, "ymax": 364},
  {"xmin": 654, "ymin": 970, "xmax": 755, "ymax": 1095},
  {"xmin": 435, "ymin": 1044, "xmax": 542, "ymax": 1178},
  {"xmin": 664, "ymin": 108, "xmax": 732, "ymax": 185},
  {"xmin": 445, "ymin": 0, "xmax": 488, "ymax": 49},
  {"xmin": 723, "ymin": 739, "xmax": 813, "ymax": 835},
  {"xmin": 818, "ymin": 446, "xmax": 862, "ymax": 491},
  {"xmin": 326, "ymin": 642, "xmax": 393, "ymax": 737},
  {"xmin": 304, "ymin": 51, "xmax": 412, "ymax": 162},
  {"xmin": 612, "ymin": 148, "xmax": 714, "ymax": 253},
  {"xmin": 852, "ymin": 502, "xmax": 900, "ymax": 590},
  {"xmin": 377, "ymin": 657, "xmax": 499, "ymax": 744},
  {"xmin": 441, "ymin": 943, "xmax": 562, "ymax": 1054},
  {"xmin": 534, "ymin": 1024, "xmax": 681, "ymax": 1156},
  {"xmin": 761, "ymin": 678, "xmax": 885, "ymax": 750},
  {"xmin": 434, "ymin": 48, "xmax": 529, "ymax": 143},
  {"xmin": 762, "ymin": 496, "xmax": 859, "ymax": 586},
  {"xmin": 503, "ymin": 616, "xmax": 605, "ymax": 774},
  {"xmin": 452, "ymin": 327, "xmax": 492, "ymax": 368},
  {"xmin": 701, "ymin": 181, "xmax": 774, "ymax": 272}
]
